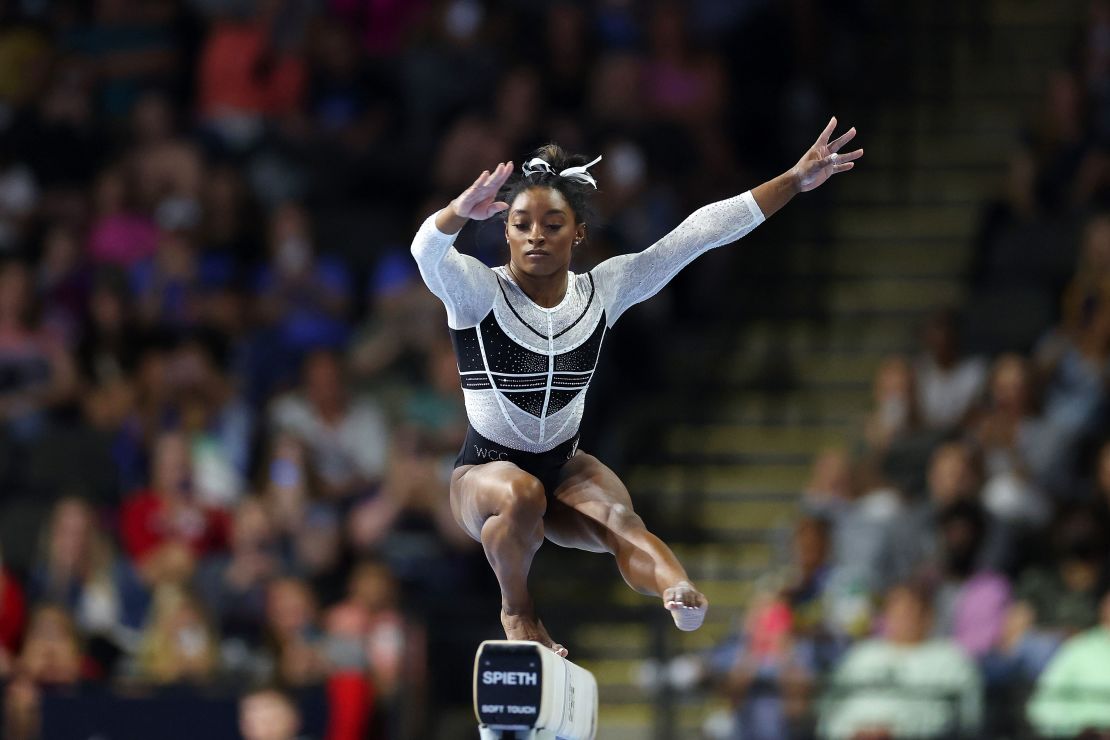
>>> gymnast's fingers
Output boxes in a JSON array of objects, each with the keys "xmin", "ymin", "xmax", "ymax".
[
  {"xmin": 485, "ymin": 201, "xmax": 510, "ymax": 218},
  {"xmin": 816, "ymin": 116, "xmax": 837, "ymax": 147},
  {"xmin": 492, "ymin": 161, "xmax": 514, "ymax": 190},
  {"xmin": 829, "ymin": 127, "xmax": 856, "ymax": 153}
]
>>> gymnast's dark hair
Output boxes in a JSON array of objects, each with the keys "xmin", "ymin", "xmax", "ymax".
[{"xmin": 501, "ymin": 143, "xmax": 598, "ymax": 226}]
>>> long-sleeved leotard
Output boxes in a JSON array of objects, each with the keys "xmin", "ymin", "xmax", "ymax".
[{"xmin": 411, "ymin": 190, "xmax": 765, "ymax": 457}]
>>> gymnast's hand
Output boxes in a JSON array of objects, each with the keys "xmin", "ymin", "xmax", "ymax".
[
  {"xmin": 436, "ymin": 162, "xmax": 515, "ymax": 234},
  {"xmin": 791, "ymin": 117, "xmax": 863, "ymax": 192}
]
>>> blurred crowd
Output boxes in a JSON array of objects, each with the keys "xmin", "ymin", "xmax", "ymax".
[
  {"xmin": 650, "ymin": 5, "xmax": 1110, "ymax": 739},
  {"xmin": 687, "ymin": 304, "xmax": 1110, "ymax": 739},
  {"xmin": 0, "ymin": 0, "xmax": 883, "ymax": 737}
]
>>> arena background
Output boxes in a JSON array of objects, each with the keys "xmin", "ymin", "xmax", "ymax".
[{"xmin": 0, "ymin": 0, "xmax": 1107, "ymax": 738}]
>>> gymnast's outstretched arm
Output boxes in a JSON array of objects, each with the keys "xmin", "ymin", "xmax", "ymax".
[
  {"xmin": 591, "ymin": 116, "xmax": 862, "ymax": 325},
  {"xmin": 409, "ymin": 163, "xmax": 517, "ymax": 330}
]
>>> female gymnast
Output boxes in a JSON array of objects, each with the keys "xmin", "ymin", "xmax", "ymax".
[{"xmin": 411, "ymin": 117, "xmax": 862, "ymax": 656}]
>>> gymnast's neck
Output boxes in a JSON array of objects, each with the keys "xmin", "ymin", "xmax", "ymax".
[{"xmin": 505, "ymin": 260, "xmax": 570, "ymax": 309}]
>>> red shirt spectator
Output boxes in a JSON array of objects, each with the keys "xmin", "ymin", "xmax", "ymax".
[
  {"xmin": 198, "ymin": 21, "xmax": 305, "ymax": 120},
  {"xmin": 119, "ymin": 431, "xmax": 229, "ymax": 566},
  {"xmin": 120, "ymin": 490, "xmax": 229, "ymax": 563},
  {"xmin": 0, "ymin": 566, "xmax": 26, "ymax": 655}
]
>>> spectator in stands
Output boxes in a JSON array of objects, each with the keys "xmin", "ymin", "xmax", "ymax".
[
  {"xmin": 1060, "ymin": 213, "xmax": 1110, "ymax": 345},
  {"xmin": 346, "ymin": 342, "xmax": 472, "ymax": 563},
  {"xmin": 1027, "ymin": 591, "xmax": 1110, "ymax": 737},
  {"xmin": 4, "ymin": 604, "xmax": 85, "ymax": 740},
  {"xmin": 257, "ymin": 433, "xmax": 345, "ymax": 603},
  {"xmin": 15, "ymin": 603, "xmax": 86, "ymax": 682},
  {"xmin": 119, "ymin": 430, "xmax": 230, "ymax": 584},
  {"xmin": 1006, "ymin": 70, "xmax": 1093, "ymax": 218},
  {"xmin": 0, "ymin": 539, "xmax": 26, "ymax": 677},
  {"xmin": 287, "ymin": 502, "xmax": 345, "ymax": 610},
  {"xmin": 239, "ymin": 686, "xmax": 303, "ymax": 740},
  {"xmin": 800, "ymin": 447, "xmax": 854, "ymax": 515},
  {"xmin": 862, "ymin": 354, "xmax": 922, "ymax": 454},
  {"xmin": 324, "ymin": 560, "xmax": 413, "ymax": 703},
  {"xmin": 112, "ymin": 338, "xmax": 177, "ymax": 493},
  {"xmin": 270, "ymin": 349, "xmax": 389, "ymax": 499},
  {"xmin": 86, "ymin": 164, "xmax": 160, "ymax": 267},
  {"xmin": 491, "ymin": 64, "xmax": 546, "ymax": 157},
  {"xmin": 819, "ymin": 584, "xmax": 982, "ymax": 739},
  {"xmin": 0, "ymin": 145, "xmax": 40, "ymax": 255},
  {"xmin": 597, "ymin": 138, "xmax": 683, "ymax": 262},
  {"xmin": 130, "ymin": 230, "xmax": 207, "ymax": 329},
  {"xmin": 253, "ymin": 202, "xmax": 352, "ymax": 354},
  {"xmin": 171, "ymin": 331, "xmax": 254, "ymax": 508},
  {"xmin": 200, "ymin": 163, "xmax": 262, "ymax": 259},
  {"xmin": 15, "ymin": 54, "xmax": 101, "ymax": 202},
  {"xmin": 927, "ymin": 501, "xmax": 1012, "ymax": 659},
  {"xmin": 884, "ymin": 442, "xmax": 1013, "ymax": 582},
  {"xmin": 722, "ymin": 517, "xmax": 844, "ymax": 740},
  {"xmin": 1031, "ymin": 272, "xmax": 1110, "ymax": 492},
  {"xmin": 346, "ymin": 446, "xmax": 471, "ymax": 557},
  {"xmin": 348, "ymin": 249, "xmax": 446, "ymax": 389},
  {"xmin": 533, "ymin": 1, "xmax": 595, "ymax": 116},
  {"xmin": 980, "ymin": 600, "xmax": 1062, "ymax": 692},
  {"xmin": 978, "ymin": 504, "xmax": 1100, "ymax": 693},
  {"xmin": 29, "ymin": 497, "xmax": 149, "ymax": 666},
  {"xmin": 260, "ymin": 432, "xmax": 319, "ymax": 538},
  {"xmin": 265, "ymin": 577, "xmax": 328, "ymax": 688},
  {"xmin": 134, "ymin": 586, "xmax": 219, "ymax": 685},
  {"xmin": 304, "ymin": 14, "xmax": 400, "ymax": 157},
  {"xmin": 973, "ymin": 354, "xmax": 1053, "ymax": 525},
  {"xmin": 864, "ymin": 354, "xmax": 953, "ymax": 500},
  {"xmin": 1014, "ymin": 505, "xmax": 1107, "ymax": 636},
  {"xmin": 772, "ymin": 517, "xmax": 842, "ymax": 656},
  {"xmin": 196, "ymin": 0, "xmax": 307, "ymax": 150},
  {"xmin": 823, "ymin": 455, "xmax": 902, "ymax": 602},
  {"xmin": 588, "ymin": 50, "xmax": 645, "ymax": 132},
  {"xmin": 643, "ymin": 0, "xmax": 732, "ymax": 192},
  {"xmin": 0, "ymin": 259, "xmax": 78, "ymax": 440},
  {"xmin": 76, "ymin": 270, "xmax": 139, "ymax": 431},
  {"xmin": 397, "ymin": 338, "xmax": 468, "ymax": 463},
  {"xmin": 321, "ymin": 561, "xmax": 415, "ymax": 737},
  {"xmin": 429, "ymin": 115, "xmax": 512, "ymax": 202},
  {"xmin": 196, "ymin": 496, "xmax": 283, "ymax": 642},
  {"xmin": 914, "ymin": 309, "xmax": 987, "ymax": 431},
  {"xmin": 126, "ymin": 92, "xmax": 203, "ymax": 225},
  {"xmin": 37, "ymin": 224, "xmax": 89, "ymax": 343}
]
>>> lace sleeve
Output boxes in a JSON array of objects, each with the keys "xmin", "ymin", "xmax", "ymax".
[
  {"xmin": 410, "ymin": 211, "xmax": 498, "ymax": 329},
  {"xmin": 590, "ymin": 190, "xmax": 765, "ymax": 326}
]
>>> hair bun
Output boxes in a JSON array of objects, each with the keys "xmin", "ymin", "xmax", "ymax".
[
  {"xmin": 504, "ymin": 143, "xmax": 599, "ymax": 226},
  {"xmin": 530, "ymin": 143, "xmax": 591, "ymax": 174}
]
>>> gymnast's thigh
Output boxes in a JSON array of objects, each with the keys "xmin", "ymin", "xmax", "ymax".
[
  {"xmin": 449, "ymin": 461, "xmax": 545, "ymax": 542},
  {"xmin": 542, "ymin": 451, "xmax": 637, "ymax": 553}
]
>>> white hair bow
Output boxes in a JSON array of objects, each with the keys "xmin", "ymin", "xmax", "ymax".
[{"xmin": 521, "ymin": 155, "xmax": 603, "ymax": 189}]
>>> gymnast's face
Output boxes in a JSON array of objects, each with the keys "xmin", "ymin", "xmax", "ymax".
[{"xmin": 505, "ymin": 187, "xmax": 586, "ymax": 279}]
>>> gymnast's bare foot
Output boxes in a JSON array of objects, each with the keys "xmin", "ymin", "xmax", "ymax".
[
  {"xmin": 501, "ymin": 609, "xmax": 568, "ymax": 657},
  {"xmin": 664, "ymin": 581, "xmax": 708, "ymax": 631}
]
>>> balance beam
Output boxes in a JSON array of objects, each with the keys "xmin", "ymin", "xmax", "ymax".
[{"xmin": 473, "ymin": 640, "xmax": 598, "ymax": 740}]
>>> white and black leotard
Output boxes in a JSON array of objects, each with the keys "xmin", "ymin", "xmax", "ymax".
[{"xmin": 411, "ymin": 190, "xmax": 765, "ymax": 490}]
